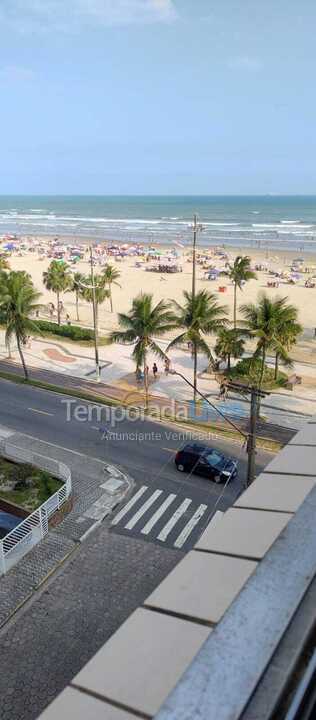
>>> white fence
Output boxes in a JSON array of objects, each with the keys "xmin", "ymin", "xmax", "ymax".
[{"xmin": 0, "ymin": 439, "xmax": 72, "ymax": 575}]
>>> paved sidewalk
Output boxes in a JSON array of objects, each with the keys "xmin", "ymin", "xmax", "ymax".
[
  {"xmin": 1, "ymin": 328, "xmax": 316, "ymax": 422},
  {"xmin": 0, "ymin": 426, "xmax": 133, "ymax": 628}
]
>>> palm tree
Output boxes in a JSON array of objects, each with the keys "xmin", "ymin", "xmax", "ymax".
[
  {"xmin": 109, "ymin": 293, "xmax": 175, "ymax": 408},
  {"xmin": 214, "ymin": 328, "xmax": 245, "ymax": 372},
  {"xmin": 240, "ymin": 293, "xmax": 300, "ymax": 390},
  {"xmin": 80, "ymin": 274, "xmax": 109, "ymax": 330},
  {"xmin": 0, "ymin": 271, "xmax": 41, "ymax": 379},
  {"xmin": 224, "ymin": 256, "xmax": 257, "ymax": 329},
  {"xmin": 272, "ymin": 303, "xmax": 302, "ymax": 380},
  {"xmin": 102, "ymin": 264, "xmax": 121, "ymax": 312},
  {"xmin": 0, "ymin": 257, "xmax": 10, "ymax": 272},
  {"xmin": 43, "ymin": 261, "xmax": 72, "ymax": 325},
  {"xmin": 71, "ymin": 272, "xmax": 85, "ymax": 322},
  {"xmin": 167, "ymin": 290, "xmax": 228, "ymax": 402}
]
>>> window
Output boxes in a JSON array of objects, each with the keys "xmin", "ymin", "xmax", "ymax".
[{"xmin": 205, "ymin": 451, "xmax": 224, "ymax": 469}]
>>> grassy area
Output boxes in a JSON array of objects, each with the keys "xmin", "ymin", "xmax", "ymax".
[
  {"xmin": 225, "ymin": 358, "xmax": 288, "ymax": 391},
  {"xmin": 0, "ymin": 458, "xmax": 62, "ymax": 512},
  {"xmin": 0, "ymin": 319, "xmax": 109, "ymax": 347},
  {"xmin": 0, "ymin": 370, "xmax": 120, "ymax": 406}
]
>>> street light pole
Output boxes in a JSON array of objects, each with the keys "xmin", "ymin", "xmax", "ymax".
[
  {"xmin": 89, "ymin": 246, "xmax": 101, "ymax": 382},
  {"xmin": 192, "ymin": 213, "xmax": 198, "ymax": 298},
  {"xmin": 77, "ymin": 247, "xmax": 101, "ymax": 382},
  {"xmin": 190, "ymin": 214, "xmax": 203, "ymax": 405}
]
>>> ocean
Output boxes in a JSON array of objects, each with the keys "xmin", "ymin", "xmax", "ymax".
[{"xmin": 1, "ymin": 195, "xmax": 316, "ymax": 252}]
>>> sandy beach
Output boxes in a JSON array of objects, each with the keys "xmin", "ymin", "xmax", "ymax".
[{"xmin": 2, "ymin": 236, "xmax": 316, "ymax": 345}]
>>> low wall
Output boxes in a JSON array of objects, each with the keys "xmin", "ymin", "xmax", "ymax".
[{"xmin": 0, "ymin": 439, "xmax": 72, "ymax": 576}]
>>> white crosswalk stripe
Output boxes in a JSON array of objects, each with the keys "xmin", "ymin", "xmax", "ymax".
[
  {"xmin": 111, "ymin": 487, "xmax": 210, "ymax": 549},
  {"xmin": 125, "ymin": 490, "xmax": 163, "ymax": 530},
  {"xmin": 111, "ymin": 485, "xmax": 148, "ymax": 526},
  {"xmin": 141, "ymin": 494, "xmax": 176, "ymax": 535},
  {"xmin": 174, "ymin": 504, "xmax": 208, "ymax": 549},
  {"xmin": 157, "ymin": 498, "xmax": 192, "ymax": 543}
]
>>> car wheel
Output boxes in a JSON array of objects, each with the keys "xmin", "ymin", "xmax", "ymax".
[
  {"xmin": 177, "ymin": 464, "xmax": 185, "ymax": 472},
  {"xmin": 214, "ymin": 474, "xmax": 221, "ymax": 484}
]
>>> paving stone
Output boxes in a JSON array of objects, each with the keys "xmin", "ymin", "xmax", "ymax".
[
  {"xmin": 144, "ymin": 551, "xmax": 257, "ymax": 624},
  {"xmin": 38, "ymin": 688, "xmax": 133, "ymax": 720},
  {"xmin": 265, "ymin": 445, "xmax": 316, "ymax": 476},
  {"xmin": 74, "ymin": 608, "xmax": 209, "ymax": 717},
  {"xmin": 195, "ymin": 508, "xmax": 292, "ymax": 560},
  {"xmin": 234, "ymin": 473, "xmax": 316, "ymax": 513},
  {"xmin": 0, "ymin": 529, "xmax": 180, "ymax": 720}
]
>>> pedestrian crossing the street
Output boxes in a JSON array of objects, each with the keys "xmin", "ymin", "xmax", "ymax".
[{"xmin": 110, "ymin": 485, "xmax": 210, "ymax": 550}]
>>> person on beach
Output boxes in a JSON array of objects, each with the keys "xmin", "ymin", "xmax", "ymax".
[
  {"xmin": 66, "ymin": 313, "xmax": 71, "ymax": 325},
  {"xmin": 164, "ymin": 358, "xmax": 170, "ymax": 375},
  {"xmin": 219, "ymin": 381, "xmax": 228, "ymax": 401},
  {"xmin": 152, "ymin": 362, "xmax": 158, "ymax": 379},
  {"xmin": 136, "ymin": 368, "xmax": 143, "ymax": 385}
]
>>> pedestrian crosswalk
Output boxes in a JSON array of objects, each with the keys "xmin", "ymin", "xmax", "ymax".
[{"xmin": 110, "ymin": 485, "xmax": 210, "ymax": 550}]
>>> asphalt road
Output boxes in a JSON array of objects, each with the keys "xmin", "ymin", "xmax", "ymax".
[
  {"xmin": 0, "ymin": 378, "xmax": 274, "ymax": 720},
  {"xmin": 0, "ymin": 378, "xmax": 273, "ymax": 547}
]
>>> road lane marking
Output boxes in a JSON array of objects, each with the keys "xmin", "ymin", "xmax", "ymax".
[
  {"xmin": 111, "ymin": 486, "xmax": 148, "ymax": 526},
  {"xmin": 162, "ymin": 447, "xmax": 177, "ymax": 453},
  {"xmin": 125, "ymin": 490, "xmax": 163, "ymax": 530},
  {"xmin": 174, "ymin": 504, "xmax": 208, "ymax": 548},
  {"xmin": 27, "ymin": 408, "xmax": 54, "ymax": 416},
  {"xmin": 157, "ymin": 498, "xmax": 192, "ymax": 542},
  {"xmin": 141, "ymin": 493, "xmax": 177, "ymax": 535}
]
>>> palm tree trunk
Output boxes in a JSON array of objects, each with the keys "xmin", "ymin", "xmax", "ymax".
[
  {"xmin": 259, "ymin": 345, "xmax": 266, "ymax": 391},
  {"xmin": 16, "ymin": 334, "xmax": 28, "ymax": 380},
  {"xmin": 274, "ymin": 352, "xmax": 279, "ymax": 380},
  {"xmin": 95, "ymin": 303, "xmax": 99, "ymax": 332},
  {"xmin": 227, "ymin": 353, "xmax": 231, "ymax": 372},
  {"xmin": 57, "ymin": 290, "xmax": 60, "ymax": 325},
  {"xmin": 193, "ymin": 341, "xmax": 197, "ymax": 404},
  {"xmin": 109, "ymin": 286, "xmax": 113, "ymax": 313},
  {"xmin": 143, "ymin": 352, "xmax": 149, "ymax": 410},
  {"xmin": 76, "ymin": 291, "xmax": 79, "ymax": 322},
  {"xmin": 233, "ymin": 283, "xmax": 237, "ymax": 330},
  {"xmin": 7, "ymin": 339, "xmax": 12, "ymax": 359}
]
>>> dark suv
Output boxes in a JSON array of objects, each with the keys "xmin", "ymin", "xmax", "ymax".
[{"xmin": 175, "ymin": 443, "xmax": 237, "ymax": 483}]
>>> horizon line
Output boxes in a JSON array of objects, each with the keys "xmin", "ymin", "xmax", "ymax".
[{"xmin": 1, "ymin": 193, "xmax": 316, "ymax": 198}]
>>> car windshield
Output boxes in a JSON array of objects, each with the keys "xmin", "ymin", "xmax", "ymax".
[{"xmin": 205, "ymin": 451, "xmax": 226, "ymax": 469}]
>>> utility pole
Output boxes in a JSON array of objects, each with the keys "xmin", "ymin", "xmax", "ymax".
[
  {"xmin": 246, "ymin": 388, "xmax": 259, "ymax": 487},
  {"xmin": 89, "ymin": 245, "xmax": 101, "ymax": 382},
  {"xmin": 170, "ymin": 370, "xmax": 268, "ymax": 488},
  {"xmin": 227, "ymin": 381, "xmax": 268, "ymax": 487}
]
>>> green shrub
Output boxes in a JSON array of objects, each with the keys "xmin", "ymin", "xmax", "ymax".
[
  {"xmin": 37, "ymin": 470, "xmax": 58, "ymax": 504},
  {"xmin": 228, "ymin": 357, "xmax": 287, "ymax": 388},
  {"xmin": 33, "ymin": 319, "xmax": 95, "ymax": 341}
]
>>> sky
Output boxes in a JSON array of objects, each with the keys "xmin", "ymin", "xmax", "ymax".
[{"xmin": 0, "ymin": 0, "xmax": 315, "ymax": 195}]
